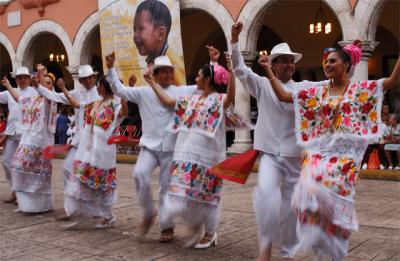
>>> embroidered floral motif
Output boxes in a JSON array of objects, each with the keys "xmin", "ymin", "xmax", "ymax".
[
  {"xmin": 295, "ymin": 80, "xmax": 381, "ymax": 143},
  {"xmin": 13, "ymin": 144, "xmax": 52, "ymax": 176},
  {"xmin": 168, "ymin": 161, "xmax": 223, "ymax": 205},
  {"xmin": 72, "ymin": 160, "xmax": 116, "ymax": 192},
  {"xmin": 172, "ymin": 93, "xmax": 224, "ymax": 134},
  {"xmin": 20, "ymin": 96, "xmax": 44, "ymax": 126},
  {"xmin": 84, "ymin": 100, "xmax": 117, "ymax": 131},
  {"xmin": 302, "ymin": 151, "xmax": 359, "ymax": 197}
]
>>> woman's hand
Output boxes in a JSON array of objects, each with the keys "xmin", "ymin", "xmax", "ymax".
[
  {"xmin": 206, "ymin": 45, "xmax": 220, "ymax": 63},
  {"xmin": 105, "ymin": 52, "xmax": 116, "ymax": 69},
  {"xmin": 258, "ymin": 52, "xmax": 271, "ymax": 70},
  {"xmin": 225, "ymin": 52, "xmax": 232, "ymax": 72},
  {"xmin": 1, "ymin": 76, "xmax": 11, "ymax": 89},
  {"xmin": 128, "ymin": 75, "xmax": 137, "ymax": 87}
]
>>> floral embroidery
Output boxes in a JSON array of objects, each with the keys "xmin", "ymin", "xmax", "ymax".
[
  {"xmin": 172, "ymin": 93, "xmax": 224, "ymax": 135},
  {"xmin": 72, "ymin": 160, "xmax": 116, "ymax": 192},
  {"xmin": 13, "ymin": 144, "xmax": 52, "ymax": 176},
  {"xmin": 20, "ymin": 96, "xmax": 44, "ymax": 126},
  {"xmin": 302, "ymin": 151, "xmax": 359, "ymax": 197},
  {"xmin": 168, "ymin": 161, "xmax": 223, "ymax": 205},
  {"xmin": 84, "ymin": 100, "xmax": 117, "ymax": 131},
  {"xmin": 298, "ymin": 210, "xmax": 351, "ymax": 239},
  {"xmin": 295, "ymin": 80, "xmax": 382, "ymax": 143}
]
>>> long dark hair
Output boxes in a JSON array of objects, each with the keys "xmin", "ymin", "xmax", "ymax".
[
  {"xmin": 200, "ymin": 64, "xmax": 227, "ymax": 93},
  {"xmin": 97, "ymin": 76, "xmax": 113, "ymax": 96}
]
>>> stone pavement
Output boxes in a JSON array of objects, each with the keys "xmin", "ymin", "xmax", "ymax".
[{"xmin": 0, "ymin": 159, "xmax": 399, "ymax": 261}]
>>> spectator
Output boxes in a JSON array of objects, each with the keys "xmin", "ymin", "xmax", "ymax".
[
  {"xmin": 56, "ymin": 107, "xmax": 70, "ymax": 144},
  {"xmin": 384, "ymin": 114, "xmax": 400, "ymax": 170}
]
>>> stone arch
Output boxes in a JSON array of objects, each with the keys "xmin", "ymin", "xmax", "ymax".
[
  {"xmin": 72, "ymin": 11, "xmax": 99, "ymax": 67},
  {"xmin": 237, "ymin": 0, "xmax": 346, "ymax": 51},
  {"xmin": 180, "ymin": 0, "xmax": 234, "ymax": 46},
  {"xmin": 0, "ymin": 32, "xmax": 16, "ymax": 71},
  {"xmin": 357, "ymin": 0, "xmax": 388, "ymax": 41},
  {"xmin": 15, "ymin": 20, "xmax": 73, "ymax": 70}
]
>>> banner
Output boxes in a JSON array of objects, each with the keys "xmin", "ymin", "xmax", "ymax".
[{"xmin": 98, "ymin": 0, "xmax": 186, "ymax": 86}]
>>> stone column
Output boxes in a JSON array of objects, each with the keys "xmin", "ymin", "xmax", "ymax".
[
  {"xmin": 339, "ymin": 40, "xmax": 379, "ymax": 82},
  {"xmin": 227, "ymin": 51, "xmax": 255, "ymax": 154}
]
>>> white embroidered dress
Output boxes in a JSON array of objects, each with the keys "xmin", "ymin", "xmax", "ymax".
[
  {"xmin": 64, "ymin": 98, "xmax": 122, "ymax": 220},
  {"xmin": 12, "ymin": 92, "xmax": 58, "ymax": 213},
  {"xmin": 291, "ymin": 80, "xmax": 384, "ymax": 259}
]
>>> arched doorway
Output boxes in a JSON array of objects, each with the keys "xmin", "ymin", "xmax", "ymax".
[
  {"xmin": 78, "ymin": 25, "xmax": 103, "ymax": 76},
  {"xmin": 24, "ymin": 32, "xmax": 72, "ymax": 89},
  {"xmin": 180, "ymin": 9, "xmax": 228, "ymax": 84},
  {"xmin": 0, "ymin": 43, "xmax": 13, "ymax": 82}
]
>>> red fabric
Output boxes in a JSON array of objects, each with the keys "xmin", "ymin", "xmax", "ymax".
[
  {"xmin": 107, "ymin": 135, "xmax": 129, "ymax": 145},
  {"xmin": 43, "ymin": 144, "xmax": 72, "ymax": 159},
  {"xmin": 209, "ymin": 149, "xmax": 259, "ymax": 184}
]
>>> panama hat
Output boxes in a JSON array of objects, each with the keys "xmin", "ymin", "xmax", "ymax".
[
  {"xmin": 268, "ymin": 43, "xmax": 302, "ymax": 63},
  {"xmin": 78, "ymin": 65, "xmax": 98, "ymax": 79},
  {"xmin": 11, "ymin": 66, "xmax": 30, "ymax": 78},
  {"xmin": 152, "ymin": 56, "xmax": 174, "ymax": 73}
]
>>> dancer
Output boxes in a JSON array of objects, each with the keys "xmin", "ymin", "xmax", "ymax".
[
  {"xmin": 262, "ymin": 40, "xmax": 399, "ymax": 260},
  {"xmin": 106, "ymin": 53, "xmax": 197, "ymax": 241},
  {"xmin": 58, "ymin": 76, "xmax": 127, "ymax": 228},
  {"xmin": 1, "ymin": 66, "xmax": 56, "ymax": 213},
  {"xmin": 34, "ymin": 65, "xmax": 100, "ymax": 220},
  {"xmin": 0, "ymin": 67, "xmax": 37, "ymax": 204},
  {"xmin": 230, "ymin": 22, "xmax": 327, "ymax": 260},
  {"xmin": 144, "ymin": 51, "xmax": 245, "ymax": 249}
]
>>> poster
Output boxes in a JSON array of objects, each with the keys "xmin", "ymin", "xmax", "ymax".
[{"xmin": 98, "ymin": 0, "xmax": 186, "ymax": 85}]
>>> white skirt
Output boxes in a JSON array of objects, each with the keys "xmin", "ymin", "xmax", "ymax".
[{"xmin": 16, "ymin": 191, "xmax": 54, "ymax": 213}]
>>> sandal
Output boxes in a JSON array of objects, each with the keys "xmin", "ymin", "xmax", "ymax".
[{"xmin": 160, "ymin": 228, "xmax": 174, "ymax": 243}]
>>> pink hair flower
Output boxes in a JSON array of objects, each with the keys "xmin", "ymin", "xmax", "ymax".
[
  {"xmin": 343, "ymin": 40, "xmax": 362, "ymax": 66},
  {"xmin": 213, "ymin": 64, "xmax": 230, "ymax": 86}
]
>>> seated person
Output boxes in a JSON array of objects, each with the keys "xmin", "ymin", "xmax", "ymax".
[{"xmin": 384, "ymin": 114, "xmax": 400, "ymax": 170}]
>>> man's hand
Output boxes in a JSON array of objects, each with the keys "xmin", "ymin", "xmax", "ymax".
[
  {"xmin": 128, "ymin": 75, "xmax": 137, "ymax": 87},
  {"xmin": 206, "ymin": 45, "xmax": 220, "ymax": 63},
  {"xmin": 56, "ymin": 78, "xmax": 66, "ymax": 90},
  {"xmin": 231, "ymin": 22, "xmax": 243, "ymax": 44},
  {"xmin": 30, "ymin": 74, "xmax": 40, "ymax": 88},
  {"xmin": 143, "ymin": 69, "xmax": 156, "ymax": 86},
  {"xmin": 105, "ymin": 52, "xmax": 116, "ymax": 69},
  {"xmin": 258, "ymin": 53, "xmax": 271, "ymax": 70},
  {"xmin": 225, "ymin": 52, "xmax": 232, "ymax": 72},
  {"xmin": 1, "ymin": 76, "xmax": 11, "ymax": 89}
]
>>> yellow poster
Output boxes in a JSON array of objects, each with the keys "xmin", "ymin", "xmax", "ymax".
[{"xmin": 98, "ymin": 0, "xmax": 186, "ymax": 86}]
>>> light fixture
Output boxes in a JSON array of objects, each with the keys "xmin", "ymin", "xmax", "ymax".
[{"xmin": 309, "ymin": 0, "xmax": 332, "ymax": 35}]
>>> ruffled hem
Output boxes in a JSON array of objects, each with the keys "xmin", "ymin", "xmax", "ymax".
[
  {"xmin": 16, "ymin": 191, "xmax": 54, "ymax": 213},
  {"xmin": 291, "ymin": 175, "xmax": 358, "ymax": 231}
]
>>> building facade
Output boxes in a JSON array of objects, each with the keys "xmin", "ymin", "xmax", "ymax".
[{"xmin": 0, "ymin": 0, "xmax": 399, "ymax": 151}]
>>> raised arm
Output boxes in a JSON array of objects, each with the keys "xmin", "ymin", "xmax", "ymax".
[
  {"xmin": 1, "ymin": 76, "xmax": 20, "ymax": 102},
  {"xmin": 224, "ymin": 52, "xmax": 235, "ymax": 109},
  {"xmin": 105, "ymin": 52, "xmax": 140, "ymax": 103},
  {"xmin": 143, "ymin": 71, "xmax": 176, "ymax": 108},
  {"xmin": 57, "ymin": 79, "xmax": 80, "ymax": 108},
  {"xmin": 230, "ymin": 22, "xmax": 266, "ymax": 98},
  {"xmin": 383, "ymin": 57, "xmax": 400, "ymax": 91},
  {"xmin": 259, "ymin": 55, "xmax": 293, "ymax": 103},
  {"xmin": 119, "ymin": 99, "xmax": 128, "ymax": 118}
]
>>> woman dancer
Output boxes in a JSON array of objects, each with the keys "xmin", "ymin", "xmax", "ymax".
[
  {"xmin": 144, "ymin": 50, "xmax": 249, "ymax": 249},
  {"xmin": 1, "ymin": 65, "xmax": 57, "ymax": 213},
  {"xmin": 260, "ymin": 41, "xmax": 399, "ymax": 260},
  {"xmin": 59, "ymin": 76, "xmax": 127, "ymax": 228}
]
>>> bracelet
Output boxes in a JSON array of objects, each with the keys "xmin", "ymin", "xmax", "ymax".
[{"xmin": 268, "ymin": 77, "xmax": 277, "ymax": 82}]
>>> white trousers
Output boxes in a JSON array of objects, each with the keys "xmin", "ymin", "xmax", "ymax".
[
  {"xmin": 253, "ymin": 153, "xmax": 301, "ymax": 258},
  {"xmin": 133, "ymin": 147, "xmax": 173, "ymax": 230},
  {"xmin": 2, "ymin": 136, "xmax": 20, "ymax": 186}
]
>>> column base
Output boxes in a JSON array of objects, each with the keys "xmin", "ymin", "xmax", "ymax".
[{"xmin": 227, "ymin": 140, "xmax": 253, "ymax": 154}]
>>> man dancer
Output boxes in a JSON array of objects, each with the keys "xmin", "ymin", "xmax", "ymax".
[
  {"xmin": 0, "ymin": 67, "xmax": 37, "ymax": 203},
  {"xmin": 231, "ymin": 22, "xmax": 327, "ymax": 260},
  {"xmin": 34, "ymin": 65, "xmax": 100, "ymax": 219},
  {"xmin": 105, "ymin": 53, "xmax": 196, "ymax": 242}
]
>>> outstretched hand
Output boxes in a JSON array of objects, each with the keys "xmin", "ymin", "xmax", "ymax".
[
  {"xmin": 225, "ymin": 52, "xmax": 232, "ymax": 72},
  {"xmin": 56, "ymin": 78, "xmax": 66, "ymax": 90},
  {"xmin": 206, "ymin": 45, "xmax": 220, "ymax": 63},
  {"xmin": 105, "ymin": 52, "xmax": 116, "ymax": 69},
  {"xmin": 30, "ymin": 74, "xmax": 40, "ymax": 88},
  {"xmin": 143, "ymin": 69, "xmax": 156, "ymax": 86},
  {"xmin": 231, "ymin": 22, "xmax": 243, "ymax": 44},
  {"xmin": 1, "ymin": 76, "xmax": 11, "ymax": 89}
]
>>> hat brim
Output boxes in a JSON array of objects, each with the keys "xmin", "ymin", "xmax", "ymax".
[
  {"xmin": 152, "ymin": 65, "xmax": 175, "ymax": 73},
  {"xmin": 11, "ymin": 73, "xmax": 30, "ymax": 78},
  {"xmin": 268, "ymin": 52, "xmax": 302, "ymax": 63}
]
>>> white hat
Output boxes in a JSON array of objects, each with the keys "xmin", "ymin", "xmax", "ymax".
[
  {"xmin": 11, "ymin": 66, "xmax": 30, "ymax": 78},
  {"xmin": 78, "ymin": 65, "xmax": 98, "ymax": 78},
  {"xmin": 268, "ymin": 43, "xmax": 302, "ymax": 63},
  {"xmin": 152, "ymin": 56, "xmax": 174, "ymax": 73}
]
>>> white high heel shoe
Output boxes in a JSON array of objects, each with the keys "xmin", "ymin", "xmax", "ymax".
[
  {"xmin": 194, "ymin": 233, "xmax": 218, "ymax": 250},
  {"xmin": 95, "ymin": 215, "xmax": 116, "ymax": 229}
]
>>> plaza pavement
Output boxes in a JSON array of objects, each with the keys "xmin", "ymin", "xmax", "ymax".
[{"xmin": 0, "ymin": 159, "xmax": 399, "ymax": 261}]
